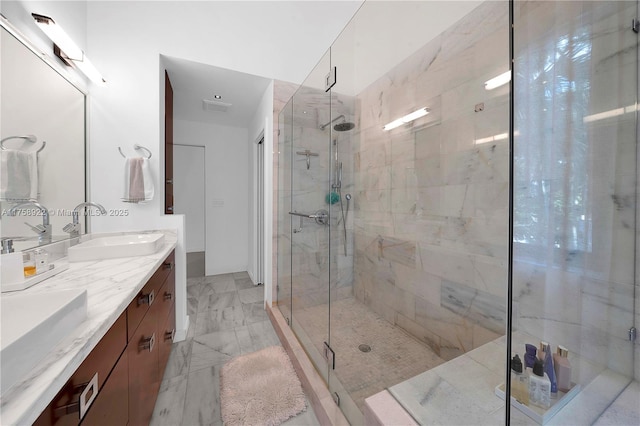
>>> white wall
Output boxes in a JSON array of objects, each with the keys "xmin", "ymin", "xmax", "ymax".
[
  {"xmin": 174, "ymin": 119, "xmax": 249, "ymax": 275},
  {"xmin": 174, "ymin": 145, "xmax": 205, "ymax": 252},
  {"xmin": 248, "ymin": 82, "xmax": 274, "ymax": 291}
]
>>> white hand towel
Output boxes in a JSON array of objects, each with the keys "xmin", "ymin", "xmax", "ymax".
[
  {"xmin": 0, "ymin": 149, "xmax": 38, "ymax": 202},
  {"xmin": 141, "ymin": 157, "xmax": 154, "ymax": 202},
  {"xmin": 123, "ymin": 157, "xmax": 154, "ymax": 202}
]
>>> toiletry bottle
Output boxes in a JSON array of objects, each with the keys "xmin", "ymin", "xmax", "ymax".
[
  {"xmin": 23, "ymin": 252, "xmax": 36, "ymax": 277},
  {"xmin": 528, "ymin": 358, "xmax": 551, "ymax": 409},
  {"xmin": 33, "ymin": 248, "xmax": 49, "ymax": 274},
  {"xmin": 553, "ymin": 345, "xmax": 572, "ymax": 393},
  {"xmin": 524, "ymin": 344, "xmax": 537, "ymax": 369},
  {"xmin": 511, "ymin": 354, "xmax": 529, "ymax": 405},
  {"xmin": 540, "ymin": 342, "xmax": 557, "ymax": 398},
  {"xmin": 538, "ymin": 341, "xmax": 547, "ymax": 360}
]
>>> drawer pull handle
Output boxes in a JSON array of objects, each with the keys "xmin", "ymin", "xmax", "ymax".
[
  {"xmin": 137, "ymin": 289, "xmax": 155, "ymax": 307},
  {"xmin": 163, "ymin": 261, "xmax": 173, "ymax": 270},
  {"xmin": 139, "ymin": 333, "xmax": 156, "ymax": 353},
  {"xmin": 164, "ymin": 291, "xmax": 173, "ymax": 301},
  {"xmin": 52, "ymin": 376, "xmax": 98, "ymax": 419},
  {"xmin": 165, "ymin": 329, "xmax": 175, "ymax": 342},
  {"xmin": 79, "ymin": 373, "xmax": 99, "ymax": 420}
]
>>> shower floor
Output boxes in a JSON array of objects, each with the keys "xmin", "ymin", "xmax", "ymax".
[{"xmin": 284, "ymin": 297, "xmax": 445, "ymax": 414}]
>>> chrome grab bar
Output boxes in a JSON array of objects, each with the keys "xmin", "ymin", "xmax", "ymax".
[
  {"xmin": 289, "ymin": 211, "xmax": 323, "ymax": 219},
  {"xmin": 288, "ymin": 210, "xmax": 329, "ymax": 232}
]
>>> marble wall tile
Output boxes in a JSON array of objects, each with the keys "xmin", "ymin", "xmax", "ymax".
[{"xmin": 440, "ymin": 280, "xmax": 505, "ymax": 334}]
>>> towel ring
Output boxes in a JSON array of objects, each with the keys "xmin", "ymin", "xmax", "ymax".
[
  {"xmin": 1, "ymin": 135, "xmax": 46, "ymax": 153},
  {"xmin": 118, "ymin": 144, "xmax": 152, "ymax": 159}
]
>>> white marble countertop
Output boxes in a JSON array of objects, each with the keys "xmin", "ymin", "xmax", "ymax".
[
  {"xmin": 386, "ymin": 335, "xmax": 639, "ymax": 425},
  {"xmin": 0, "ymin": 230, "xmax": 177, "ymax": 425}
]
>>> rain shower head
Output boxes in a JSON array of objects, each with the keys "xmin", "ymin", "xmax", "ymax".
[
  {"xmin": 334, "ymin": 122, "xmax": 355, "ymax": 132},
  {"xmin": 320, "ymin": 114, "xmax": 355, "ymax": 132}
]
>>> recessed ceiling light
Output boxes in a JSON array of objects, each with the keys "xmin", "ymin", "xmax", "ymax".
[{"xmin": 214, "ymin": 94, "xmax": 222, "ymax": 99}]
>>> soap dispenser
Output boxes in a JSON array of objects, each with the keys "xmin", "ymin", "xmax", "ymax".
[
  {"xmin": 528, "ymin": 358, "xmax": 551, "ymax": 409},
  {"xmin": 510, "ymin": 354, "xmax": 529, "ymax": 405}
]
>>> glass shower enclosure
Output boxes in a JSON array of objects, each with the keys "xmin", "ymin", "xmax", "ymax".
[{"xmin": 276, "ymin": 1, "xmax": 638, "ymax": 424}]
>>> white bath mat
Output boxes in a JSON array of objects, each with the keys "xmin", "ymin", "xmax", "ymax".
[{"xmin": 220, "ymin": 345, "xmax": 306, "ymax": 426}]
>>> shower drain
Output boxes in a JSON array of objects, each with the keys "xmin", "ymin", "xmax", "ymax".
[{"xmin": 358, "ymin": 344, "xmax": 372, "ymax": 353}]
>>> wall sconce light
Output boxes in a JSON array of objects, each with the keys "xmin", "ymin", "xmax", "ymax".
[
  {"xmin": 383, "ymin": 107, "xmax": 429, "ymax": 131},
  {"xmin": 484, "ymin": 70, "xmax": 510, "ymax": 90},
  {"xmin": 32, "ymin": 13, "xmax": 106, "ymax": 85}
]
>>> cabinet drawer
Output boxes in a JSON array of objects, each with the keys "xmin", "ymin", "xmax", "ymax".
[
  {"xmin": 126, "ymin": 253, "xmax": 173, "ymax": 340},
  {"xmin": 34, "ymin": 313, "xmax": 127, "ymax": 426},
  {"xmin": 158, "ymin": 260, "xmax": 175, "ymax": 321},
  {"xmin": 80, "ymin": 350, "xmax": 128, "ymax": 425},
  {"xmin": 128, "ymin": 296, "xmax": 160, "ymax": 426},
  {"xmin": 159, "ymin": 303, "xmax": 176, "ymax": 374}
]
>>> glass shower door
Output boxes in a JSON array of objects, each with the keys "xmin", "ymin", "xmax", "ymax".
[
  {"xmin": 510, "ymin": 1, "xmax": 638, "ymax": 422},
  {"xmin": 289, "ymin": 51, "xmax": 333, "ymax": 386},
  {"xmin": 277, "ymin": 98, "xmax": 294, "ymax": 321}
]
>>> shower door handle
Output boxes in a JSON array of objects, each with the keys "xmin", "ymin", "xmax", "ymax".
[{"xmin": 289, "ymin": 210, "xmax": 329, "ymax": 226}]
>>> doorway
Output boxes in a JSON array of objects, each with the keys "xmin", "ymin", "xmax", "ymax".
[{"xmin": 174, "ymin": 144, "xmax": 206, "ymax": 278}]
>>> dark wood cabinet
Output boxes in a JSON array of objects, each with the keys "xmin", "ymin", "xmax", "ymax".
[
  {"xmin": 127, "ymin": 251, "xmax": 173, "ymax": 340},
  {"xmin": 80, "ymin": 350, "xmax": 128, "ymax": 426},
  {"xmin": 34, "ymin": 313, "xmax": 126, "ymax": 426},
  {"xmin": 35, "ymin": 250, "xmax": 176, "ymax": 426},
  {"xmin": 128, "ymin": 294, "xmax": 160, "ymax": 426},
  {"xmin": 128, "ymin": 250, "xmax": 175, "ymax": 426}
]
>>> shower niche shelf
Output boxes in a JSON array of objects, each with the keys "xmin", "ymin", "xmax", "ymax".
[{"xmin": 495, "ymin": 382, "xmax": 581, "ymax": 425}]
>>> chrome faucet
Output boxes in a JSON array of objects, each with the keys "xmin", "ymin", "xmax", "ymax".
[
  {"xmin": 64, "ymin": 202, "xmax": 107, "ymax": 240},
  {"xmin": 8, "ymin": 202, "xmax": 52, "ymax": 244}
]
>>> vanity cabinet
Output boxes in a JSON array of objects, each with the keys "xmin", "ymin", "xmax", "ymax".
[
  {"xmin": 34, "ymin": 250, "xmax": 176, "ymax": 426},
  {"xmin": 128, "ymin": 250, "xmax": 175, "ymax": 426}
]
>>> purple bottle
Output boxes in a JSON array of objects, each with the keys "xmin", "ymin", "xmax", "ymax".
[{"xmin": 524, "ymin": 344, "xmax": 537, "ymax": 369}]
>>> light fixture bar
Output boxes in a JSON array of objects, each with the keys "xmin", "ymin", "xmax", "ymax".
[
  {"xmin": 383, "ymin": 107, "xmax": 429, "ymax": 131},
  {"xmin": 484, "ymin": 70, "xmax": 511, "ymax": 90},
  {"xmin": 32, "ymin": 13, "xmax": 105, "ymax": 85}
]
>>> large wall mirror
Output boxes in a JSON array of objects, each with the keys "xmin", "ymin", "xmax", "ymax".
[{"xmin": 1, "ymin": 22, "xmax": 86, "ymax": 251}]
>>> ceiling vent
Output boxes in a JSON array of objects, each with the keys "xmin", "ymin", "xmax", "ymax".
[{"xmin": 202, "ymin": 99, "xmax": 232, "ymax": 112}]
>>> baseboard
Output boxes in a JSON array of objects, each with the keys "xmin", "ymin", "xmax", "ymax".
[{"xmin": 174, "ymin": 315, "xmax": 190, "ymax": 342}]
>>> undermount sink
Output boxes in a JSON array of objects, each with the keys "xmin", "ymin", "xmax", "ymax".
[
  {"xmin": 68, "ymin": 233, "xmax": 165, "ymax": 262},
  {"xmin": 1, "ymin": 289, "xmax": 88, "ymax": 395}
]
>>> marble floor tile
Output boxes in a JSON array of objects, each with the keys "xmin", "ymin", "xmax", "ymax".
[
  {"xmin": 235, "ymin": 277, "xmax": 255, "ymax": 290},
  {"xmin": 163, "ymin": 339, "xmax": 193, "ymax": 380},
  {"xmin": 241, "ymin": 301, "xmax": 269, "ymax": 324},
  {"xmin": 159, "ymin": 272, "xmax": 320, "ymax": 426},
  {"xmin": 205, "ymin": 279, "xmax": 237, "ymax": 295},
  {"xmin": 233, "ymin": 271, "xmax": 250, "ymax": 280},
  {"xmin": 234, "ymin": 321, "xmax": 281, "ymax": 354},
  {"xmin": 150, "ymin": 374, "xmax": 188, "ymax": 426},
  {"xmin": 187, "ymin": 297, "xmax": 199, "ymax": 315},
  {"xmin": 194, "ymin": 305, "xmax": 246, "ymax": 335},
  {"xmin": 234, "ymin": 325, "xmax": 256, "ymax": 354},
  {"xmin": 199, "ymin": 291, "xmax": 242, "ymax": 312},
  {"xmin": 187, "ymin": 282, "xmax": 205, "ymax": 299},
  {"xmin": 190, "ymin": 330, "xmax": 241, "ymax": 372},
  {"xmin": 238, "ymin": 286, "xmax": 264, "ymax": 304},
  {"xmin": 247, "ymin": 320, "xmax": 282, "ymax": 348},
  {"xmin": 182, "ymin": 366, "xmax": 223, "ymax": 426}
]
